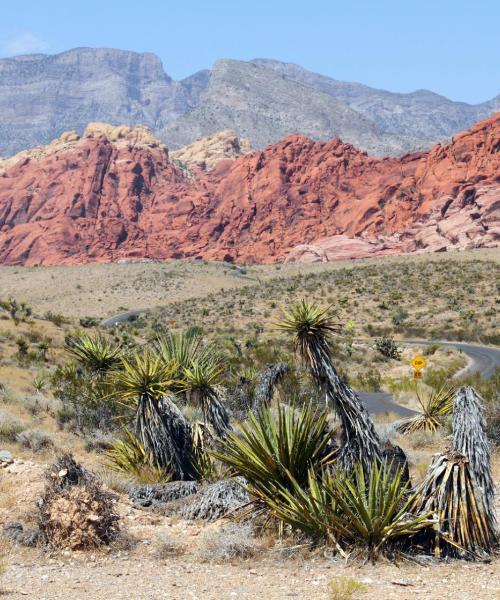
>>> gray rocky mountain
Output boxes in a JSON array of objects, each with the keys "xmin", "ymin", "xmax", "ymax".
[
  {"xmin": 251, "ymin": 58, "xmax": 495, "ymax": 148},
  {"xmin": 0, "ymin": 47, "xmax": 498, "ymax": 157},
  {"xmin": 160, "ymin": 59, "xmax": 412, "ymax": 155}
]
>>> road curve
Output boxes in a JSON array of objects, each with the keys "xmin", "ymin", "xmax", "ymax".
[
  {"xmin": 402, "ymin": 340, "xmax": 500, "ymax": 380},
  {"xmin": 362, "ymin": 339, "xmax": 500, "ymax": 416}
]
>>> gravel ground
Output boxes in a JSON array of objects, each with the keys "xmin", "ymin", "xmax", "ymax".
[{"xmin": 2, "ymin": 552, "xmax": 500, "ymax": 600}]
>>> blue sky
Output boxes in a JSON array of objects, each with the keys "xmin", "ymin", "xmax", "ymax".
[{"xmin": 1, "ymin": 0, "xmax": 498, "ymax": 104}]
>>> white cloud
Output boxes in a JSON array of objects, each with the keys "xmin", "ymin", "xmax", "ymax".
[{"xmin": 1, "ymin": 32, "xmax": 49, "ymax": 56}]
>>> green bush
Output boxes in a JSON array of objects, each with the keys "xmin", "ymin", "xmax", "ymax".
[{"xmin": 374, "ymin": 337, "xmax": 401, "ymax": 360}]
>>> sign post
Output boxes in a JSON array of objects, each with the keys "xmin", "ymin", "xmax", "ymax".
[{"xmin": 411, "ymin": 355, "xmax": 427, "ymax": 379}]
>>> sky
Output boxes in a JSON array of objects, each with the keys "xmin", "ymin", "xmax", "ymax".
[{"xmin": 0, "ymin": 0, "xmax": 498, "ymax": 104}]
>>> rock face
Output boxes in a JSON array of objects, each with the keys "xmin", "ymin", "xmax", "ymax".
[
  {"xmin": 170, "ymin": 129, "xmax": 252, "ymax": 172},
  {"xmin": 1, "ymin": 48, "xmax": 499, "ymax": 157},
  {"xmin": 0, "ymin": 114, "xmax": 498, "ymax": 266}
]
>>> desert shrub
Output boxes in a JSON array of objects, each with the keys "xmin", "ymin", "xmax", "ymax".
[
  {"xmin": 16, "ymin": 429, "xmax": 53, "ymax": 453},
  {"xmin": 406, "ymin": 429, "xmax": 443, "ymax": 450},
  {"xmin": 0, "ymin": 412, "xmax": 25, "ymax": 442},
  {"xmin": 391, "ymin": 307, "xmax": 409, "ymax": 326},
  {"xmin": 51, "ymin": 360, "xmax": 117, "ymax": 431},
  {"xmin": 38, "ymin": 454, "xmax": 119, "ymax": 550},
  {"xmin": 84, "ymin": 430, "xmax": 115, "ymax": 453},
  {"xmin": 195, "ymin": 523, "xmax": 258, "ymax": 562},
  {"xmin": 374, "ymin": 337, "xmax": 401, "ymax": 360},
  {"xmin": 44, "ymin": 311, "xmax": 69, "ymax": 326},
  {"xmin": 351, "ymin": 368, "xmax": 382, "ymax": 392},
  {"xmin": 79, "ymin": 317, "xmax": 99, "ymax": 328},
  {"xmin": 329, "ymin": 577, "xmax": 366, "ymax": 600},
  {"xmin": 0, "ymin": 298, "xmax": 32, "ymax": 324},
  {"xmin": 154, "ymin": 533, "xmax": 186, "ymax": 559}
]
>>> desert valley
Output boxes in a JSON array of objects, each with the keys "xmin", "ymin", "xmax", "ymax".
[{"xmin": 0, "ymin": 13, "xmax": 499, "ymax": 600}]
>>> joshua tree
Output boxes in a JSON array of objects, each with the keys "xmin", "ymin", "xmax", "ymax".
[
  {"xmin": 252, "ymin": 363, "xmax": 287, "ymax": 411},
  {"xmin": 112, "ymin": 349, "xmax": 197, "ymax": 480},
  {"xmin": 156, "ymin": 331, "xmax": 230, "ymax": 435},
  {"xmin": 453, "ymin": 386, "xmax": 496, "ymax": 522},
  {"xmin": 278, "ymin": 300, "xmax": 381, "ymax": 472}
]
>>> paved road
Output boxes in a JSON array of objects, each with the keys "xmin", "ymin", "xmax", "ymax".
[
  {"xmin": 100, "ymin": 309, "xmax": 146, "ymax": 328},
  {"xmin": 402, "ymin": 340, "xmax": 500, "ymax": 380},
  {"xmin": 362, "ymin": 340, "xmax": 500, "ymax": 416},
  {"xmin": 100, "ymin": 311, "xmax": 499, "ymax": 416}
]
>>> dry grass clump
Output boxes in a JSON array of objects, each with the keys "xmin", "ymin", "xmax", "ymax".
[
  {"xmin": 0, "ymin": 411, "xmax": 24, "ymax": 442},
  {"xmin": 38, "ymin": 453, "xmax": 119, "ymax": 550},
  {"xmin": 195, "ymin": 523, "xmax": 259, "ymax": 562},
  {"xmin": 154, "ymin": 532, "xmax": 186, "ymax": 559},
  {"xmin": 16, "ymin": 429, "xmax": 53, "ymax": 453},
  {"xmin": 329, "ymin": 576, "xmax": 366, "ymax": 600}
]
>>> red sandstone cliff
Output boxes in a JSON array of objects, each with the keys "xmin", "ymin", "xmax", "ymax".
[{"xmin": 0, "ymin": 115, "xmax": 498, "ymax": 265}]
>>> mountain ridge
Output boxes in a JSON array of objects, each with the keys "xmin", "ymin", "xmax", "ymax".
[{"xmin": 1, "ymin": 47, "xmax": 498, "ymax": 157}]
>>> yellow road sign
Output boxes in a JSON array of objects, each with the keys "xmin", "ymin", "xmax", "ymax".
[{"xmin": 411, "ymin": 355, "xmax": 427, "ymax": 371}]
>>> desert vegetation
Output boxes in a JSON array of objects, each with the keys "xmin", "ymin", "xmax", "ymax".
[{"xmin": 0, "ymin": 251, "xmax": 499, "ymax": 597}]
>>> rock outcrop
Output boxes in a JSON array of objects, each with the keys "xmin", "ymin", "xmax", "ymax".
[
  {"xmin": 170, "ymin": 130, "xmax": 252, "ymax": 172},
  {"xmin": 0, "ymin": 114, "xmax": 498, "ymax": 265}
]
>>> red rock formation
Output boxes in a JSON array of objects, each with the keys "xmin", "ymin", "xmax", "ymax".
[{"xmin": 0, "ymin": 115, "xmax": 498, "ymax": 265}]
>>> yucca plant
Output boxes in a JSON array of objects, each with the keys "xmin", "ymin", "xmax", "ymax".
[
  {"xmin": 65, "ymin": 333, "xmax": 121, "ymax": 374},
  {"xmin": 111, "ymin": 349, "xmax": 197, "ymax": 480},
  {"xmin": 213, "ymin": 403, "xmax": 335, "ymax": 505},
  {"xmin": 191, "ymin": 420, "xmax": 222, "ymax": 480},
  {"xmin": 395, "ymin": 385, "xmax": 454, "ymax": 434},
  {"xmin": 453, "ymin": 386, "xmax": 495, "ymax": 524},
  {"xmin": 180, "ymin": 355, "xmax": 231, "ymax": 437},
  {"xmin": 268, "ymin": 462, "xmax": 435, "ymax": 562},
  {"xmin": 278, "ymin": 300, "xmax": 381, "ymax": 473},
  {"xmin": 105, "ymin": 428, "xmax": 171, "ymax": 483},
  {"xmin": 412, "ymin": 451, "xmax": 498, "ymax": 558},
  {"xmin": 155, "ymin": 331, "xmax": 202, "ymax": 379}
]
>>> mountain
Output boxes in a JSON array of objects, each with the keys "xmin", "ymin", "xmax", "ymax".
[
  {"xmin": 0, "ymin": 114, "xmax": 498, "ymax": 266},
  {"xmin": 160, "ymin": 59, "xmax": 407, "ymax": 156},
  {"xmin": 0, "ymin": 48, "xmax": 498, "ymax": 157},
  {"xmin": 251, "ymin": 59, "xmax": 494, "ymax": 147},
  {"xmin": 0, "ymin": 47, "xmax": 200, "ymax": 156}
]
